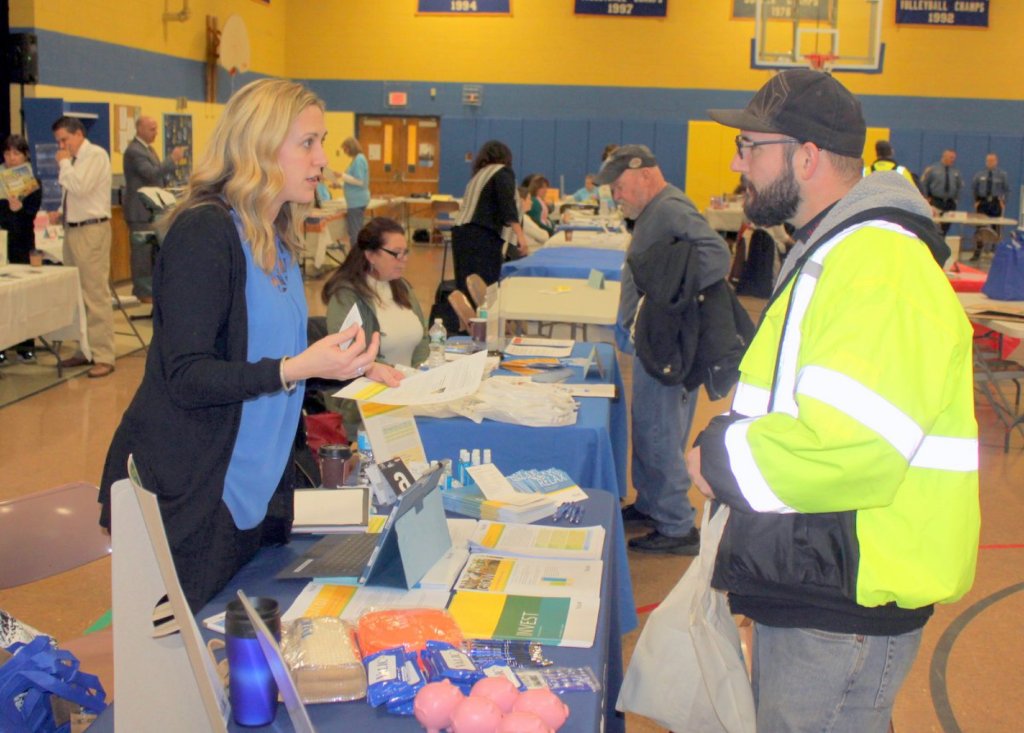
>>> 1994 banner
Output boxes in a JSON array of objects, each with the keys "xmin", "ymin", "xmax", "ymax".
[{"xmin": 417, "ymin": 0, "xmax": 511, "ymax": 14}]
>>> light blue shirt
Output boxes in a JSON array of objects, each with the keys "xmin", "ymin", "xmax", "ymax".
[
  {"xmin": 222, "ymin": 212, "xmax": 307, "ymax": 529},
  {"xmin": 344, "ymin": 153, "xmax": 371, "ymax": 208},
  {"xmin": 572, "ymin": 185, "xmax": 599, "ymax": 203}
]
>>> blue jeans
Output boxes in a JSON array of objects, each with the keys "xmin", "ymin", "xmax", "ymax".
[
  {"xmin": 752, "ymin": 623, "xmax": 923, "ymax": 733},
  {"xmin": 629, "ymin": 356, "xmax": 698, "ymax": 537},
  {"xmin": 345, "ymin": 206, "xmax": 365, "ymax": 247}
]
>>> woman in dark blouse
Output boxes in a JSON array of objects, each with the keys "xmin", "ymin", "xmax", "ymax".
[
  {"xmin": 100, "ymin": 80, "xmax": 401, "ymax": 611},
  {"xmin": 450, "ymin": 140, "xmax": 528, "ymax": 293}
]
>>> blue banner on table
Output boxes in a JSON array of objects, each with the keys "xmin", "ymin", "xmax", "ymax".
[
  {"xmin": 895, "ymin": 0, "xmax": 988, "ymax": 27},
  {"xmin": 418, "ymin": 0, "xmax": 511, "ymax": 14},
  {"xmin": 575, "ymin": 0, "xmax": 668, "ymax": 18},
  {"xmin": 732, "ymin": 0, "xmax": 830, "ymax": 21}
]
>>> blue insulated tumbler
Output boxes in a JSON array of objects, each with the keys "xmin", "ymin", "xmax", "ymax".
[{"xmin": 225, "ymin": 596, "xmax": 281, "ymax": 726}]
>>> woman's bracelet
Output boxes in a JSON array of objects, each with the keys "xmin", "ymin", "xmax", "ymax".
[{"xmin": 279, "ymin": 356, "xmax": 297, "ymax": 394}]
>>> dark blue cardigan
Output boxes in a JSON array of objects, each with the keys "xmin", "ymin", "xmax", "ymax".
[{"xmin": 99, "ymin": 202, "xmax": 293, "ymax": 551}]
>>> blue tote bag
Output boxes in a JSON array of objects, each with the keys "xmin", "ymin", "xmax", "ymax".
[{"xmin": 982, "ymin": 230, "xmax": 1024, "ymax": 301}]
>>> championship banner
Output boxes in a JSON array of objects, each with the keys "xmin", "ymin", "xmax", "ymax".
[
  {"xmin": 895, "ymin": 0, "xmax": 988, "ymax": 27},
  {"xmin": 574, "ymin": 0, "xmax": 668, "ymax": 18},
  {"xmin": 732, "ymin": 0, "xmax": 830, "ymax": 21},
  {"xmin": 417, "ymin": 0, "xmax": 511, "ymax": 15}
]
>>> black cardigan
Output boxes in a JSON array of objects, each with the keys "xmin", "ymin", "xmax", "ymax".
[{"xmin": 99, "ymin": 203, "xmax": 292, "ymax": 548}]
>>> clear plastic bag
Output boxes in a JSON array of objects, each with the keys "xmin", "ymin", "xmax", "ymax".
[{"xmin": 280, "ymin": 617, "xmax": 366, "ymax": 703}]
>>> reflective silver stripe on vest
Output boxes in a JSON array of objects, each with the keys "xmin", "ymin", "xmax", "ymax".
[
  {"xmin": 731, "ymin": 382, "xmax": 771, "ymax": 417},
  {"xmin": 724, "ymin": 418, "xmax": 796, "ymax": 513},
  {"xmin": 797, "ymin": 365, "xmax": 923, "ymax": 459},
  {"xmin": 910, "ymin": 435, "xmax": 979, "ymax": 471},
  {"xmin": 796, "ymin": 365, "xmax": 979, "ymax": 471}
]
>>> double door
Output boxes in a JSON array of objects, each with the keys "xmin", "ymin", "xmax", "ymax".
[{"xmin": 356, "ymin": 115, "xmax": 440, "ymax": 198}]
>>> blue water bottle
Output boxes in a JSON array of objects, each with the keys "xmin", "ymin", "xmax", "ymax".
[{"xmin": 225, "ymin": 596, "xmax": 281, "ymax": 726}]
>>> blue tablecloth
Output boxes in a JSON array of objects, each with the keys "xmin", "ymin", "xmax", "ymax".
[
  {"xmin": 416, "ymin": 342, "xmax": 635, "ymax": 635},
  {"xmin": 418, "ymin": 343, "xmax": 627, "ymax": 500},
  {"xmin": 87, "ymin": 491, "xmax": 629, "ymax": 733},
  {"xmin": 500, "ymin": 247, "xmax": 625, "ymax": 281}
]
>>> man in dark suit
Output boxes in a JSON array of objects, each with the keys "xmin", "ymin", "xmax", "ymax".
[{"xmin": 123, "ymin": 115, "xmax": 184, "ymax": 300}]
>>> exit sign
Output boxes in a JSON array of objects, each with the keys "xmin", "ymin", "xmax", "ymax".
[{"xmin": 387, "ymin": 91, "xmax": 408, "ymax": 107}]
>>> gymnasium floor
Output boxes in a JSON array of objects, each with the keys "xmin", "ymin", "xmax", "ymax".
[{"xmin": 0, "ymin": 243, "xmax": 1020, "ymax": 732}]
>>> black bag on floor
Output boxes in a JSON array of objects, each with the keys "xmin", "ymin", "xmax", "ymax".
[{"xmin": 428, "ymin": 279, "xmax": 462, "ymax": 335}]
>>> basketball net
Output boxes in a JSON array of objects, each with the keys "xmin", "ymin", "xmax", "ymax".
[{"xmin": 804, "ymin": 53, "xmax": 839, "ymax": 73}]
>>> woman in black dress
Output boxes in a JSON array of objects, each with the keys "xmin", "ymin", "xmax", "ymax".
[{"xmin": 450, "ymin": 140, "xmax": 528, "ymax": 293}]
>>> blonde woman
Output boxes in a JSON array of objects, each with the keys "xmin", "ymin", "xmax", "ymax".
[{"xmin": 99, "ymin": 79, "xmax": 400, "ymax": 611}]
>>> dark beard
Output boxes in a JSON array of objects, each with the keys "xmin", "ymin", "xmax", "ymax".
[{"xmin": 742, "ymin": 158, "xmax": 799, "ymax": 227}]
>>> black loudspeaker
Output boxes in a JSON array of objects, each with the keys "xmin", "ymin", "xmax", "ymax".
[{"xmin": 8, "ymin": 33, "xmax": 39, "ymax": 84}]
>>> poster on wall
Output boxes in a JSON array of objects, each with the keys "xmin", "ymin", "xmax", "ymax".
[
  {"xmin": 732, "ymin": 0, "xmax": 830, "ymax": 21},
  {"xmin": 575, "ymin": 0, "xmax": 667, "ymax": 17},
  {"xmin": 163, "ymin": 113, "xmax": 193, "ymax": 187},
  {"xmin": 114, "ymin": 104, "xmax": 141, "ymax": 154},
  {"xmin": 895, "ymin": 0, "xmax": 988, "ymax": 27},
  {"xmin": 417, "ymin": 0, "xmax": 511, "ymax": 14}
]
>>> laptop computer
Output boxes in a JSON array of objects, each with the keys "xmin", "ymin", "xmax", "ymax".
[{"xmin": 277, "ymin": 466, "xmax": 449, "ymax": 589}]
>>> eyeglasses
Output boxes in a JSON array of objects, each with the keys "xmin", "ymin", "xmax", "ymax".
[
  {"xmin": 380, "ymin": 247, "xmax": 409, "ymax": 261},
  {"xmin": 734, "ymin": 135, "xmax": 800, "ymax": 159}
]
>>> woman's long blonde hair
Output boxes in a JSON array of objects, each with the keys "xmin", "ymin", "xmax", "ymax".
[{"xmin": 166, "ymin": 78, "xmax": 325, "ymax": 273}]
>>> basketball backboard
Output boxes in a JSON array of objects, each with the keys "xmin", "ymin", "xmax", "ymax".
[{"xmin": 750, "ymin": 0, "xmax": 885, "ymax": 74}]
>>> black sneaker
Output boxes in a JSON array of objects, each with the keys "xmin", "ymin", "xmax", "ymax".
[
  {"xmin": 620, "ymin": 503, "xmax": 654, "ymax": 527},
  {"xmin": 628, "ymin": 527, "xmax": 700, "ymax": 556}
]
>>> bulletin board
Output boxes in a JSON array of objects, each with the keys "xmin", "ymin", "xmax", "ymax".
[
  {"xmin": 163, "ymin": 113, "xmax": 193, "ymax": 187},
  {"xmin": 114, "ymin": 105, "xmax": 141, "ymax": 154}
]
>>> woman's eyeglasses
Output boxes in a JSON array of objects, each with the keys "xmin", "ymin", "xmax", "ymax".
[{"xmin": 380, "ymin": 248, "xmax": 410, "ymax": 261}]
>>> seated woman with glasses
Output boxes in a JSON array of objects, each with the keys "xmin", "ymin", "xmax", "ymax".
[{"xmin": 322, "ymin": 217, "xmax": 428, "ymax": 435}]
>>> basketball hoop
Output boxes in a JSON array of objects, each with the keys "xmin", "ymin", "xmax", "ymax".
[{"xmin": 804, "ymin": 53, "xmax": 839, "ymax": 73}]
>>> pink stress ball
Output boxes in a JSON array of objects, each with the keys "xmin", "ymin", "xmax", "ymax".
[
  {"xmin": 470, "ymin": 676, "xmax": 520, "ymax": 714},
  {"xmin": 496, "ymin": 710, "xmax": 552, "ymax": 733},
  {"xmin": 450, "ymin": 695, "xmax": 504, "ymax": 733},
  {"xmin": 512, "ymin": 688, "xmax": 570, "ymax": 730},
  {"xmin": 414, "ymin": 679, "xmax": 465, "ymax": 733}
]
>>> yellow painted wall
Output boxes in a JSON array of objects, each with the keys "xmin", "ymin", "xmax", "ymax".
[
  {"xmin": 13, "ymin": 1, "xmax": 1024, "ymax": 102},
  {"xmin": 286, "ymin": 1, "xmax": 1024, "ymax": 101},
  {"xmin": 12, "ymin": 0, "xmax": 288, "ymax": 76},
  {"xmin": 686, "ymin": 122, "xmax": 891, "ymax": 212}
]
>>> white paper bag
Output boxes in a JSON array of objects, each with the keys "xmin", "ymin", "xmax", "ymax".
[{"xmin": 616, "ymin": 501, "xmax": 755, "ymax": 733}]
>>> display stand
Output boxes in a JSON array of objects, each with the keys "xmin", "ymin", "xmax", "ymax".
[{"xmin": 111, "ymin": 471, "xmax": 230, "ymax": 732}]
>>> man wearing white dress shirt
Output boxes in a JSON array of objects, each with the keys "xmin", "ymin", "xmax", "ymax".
[{"xmin": 51, "ymin": 115, "xmax": 116, "ymax": 378}]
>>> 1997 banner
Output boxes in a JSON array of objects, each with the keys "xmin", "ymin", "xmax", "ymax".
[{"xmin": 575, "ymin": 0, "xmax": 668, "ymax": 18}]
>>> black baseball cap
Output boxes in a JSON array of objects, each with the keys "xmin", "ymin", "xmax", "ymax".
[
  {"xmin": 708, "ymin": 69, "xmax": 866, "ymax": 158},
  {"xmin": 593, "ymin": 144, "xmax": 658, "ymax": 186}
]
